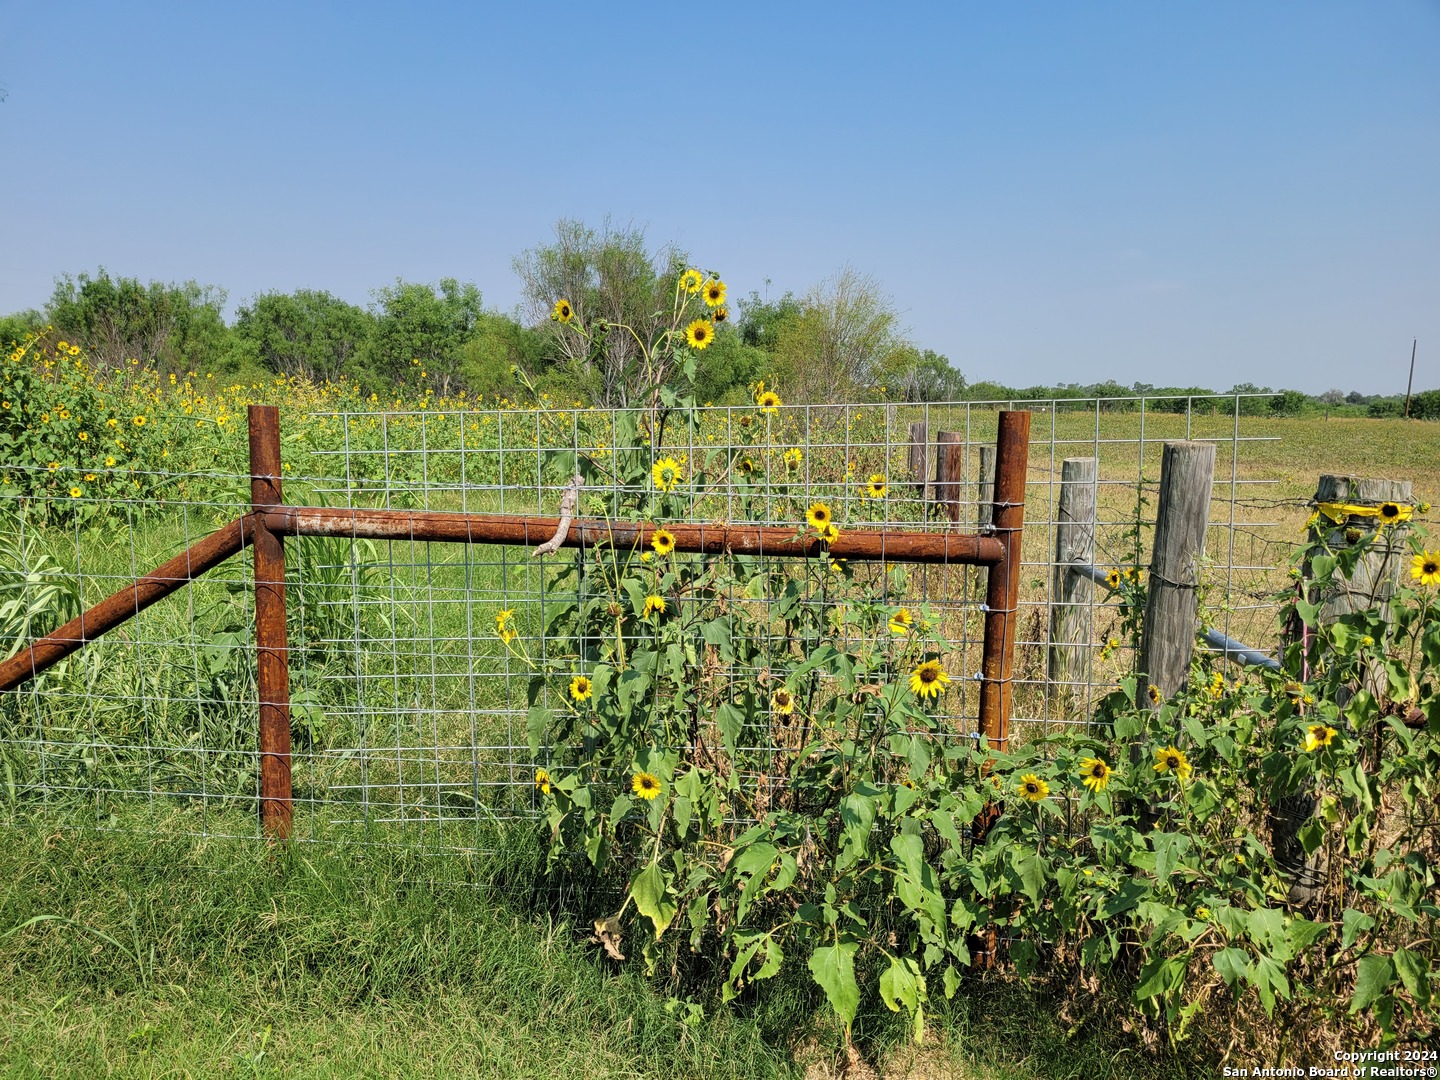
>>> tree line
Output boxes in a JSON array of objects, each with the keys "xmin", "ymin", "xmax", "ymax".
[{"xmin": 0, "ymin": 218, "xmax": 1429, "ymax": 415}]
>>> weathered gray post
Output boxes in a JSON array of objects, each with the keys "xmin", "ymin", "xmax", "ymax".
[
  {"xmin": 1272, "ymin": 474, "xmax": 1413, "ymax": 907},
  {"xmin": 977, "ymin": 445, "xmax": 996, "ymax": 529},
  {"xmin": 1138, "ymin": 441, "xmax": 1216, "ymax": 702},
  {"xmin": 1048, "ymin": 458, "xmax": 1098, "ymax": 698},
  {"xmin": 909, "ymin": 421, "xmax": 928, "ymax": 498},
  {"xmin": 933, "ymin": 431, "xmax": 965, "ymax": 523}
]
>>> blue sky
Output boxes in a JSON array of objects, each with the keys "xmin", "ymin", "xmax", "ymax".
[{"xmin": 1, "ymin": 1, "xmax": 1436, "ymax": 393}]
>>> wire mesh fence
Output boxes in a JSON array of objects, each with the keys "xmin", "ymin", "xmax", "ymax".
[{"xmin": 0, "ymin": 393, "xmax": 1289, "ymax": 849}]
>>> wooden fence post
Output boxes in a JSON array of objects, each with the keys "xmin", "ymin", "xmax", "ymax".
[
  {"xmin": 933, "ymin": 431, "xmax": 965, "ymax": 523},
  {"xmin": 909, "ymin": 421, "xmax": 928, "ymax": 498},
  {"xmin": 1271, "ymin": 473, "xmax": 1413, "ymax": 907},
  {"xmin": 977, "ymin": 445, "xmax": 996, "ymax": 530},
  {"xmin": 1138, "ymin": 441, "xmax": 1216, "ymax": 702},
  {"xmin": 1048, "ymin": 457, "xmax": 1098, "ymax": 697},
  {"xmin": 249, "ymin": 405, "xmax": 293, "ymax": 840}
]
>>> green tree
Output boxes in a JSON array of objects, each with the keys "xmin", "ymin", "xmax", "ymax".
[
  {"xmin": 769, "ymin": 267, "xmax": 911, "ymax": 403},
  {"xmin": 365, "ymin": 278, "xmax": 484, "ymax": 392},
  {"xmin": 512, "ymin": 218, "xmax": 688, "ymax": 407},
  {"xmin": 878, "ymin": 347, "xmax": 966, "ymax": 403},
  {"xmin": 0, "ymin": 309, "xmax": 44, "ymax": 351},
  {"xmin": 233, "ymin": 289, "xmax": 375, "ymax": 382},
  {"xmin": 45, "ymin": 269, "xmax": 230, "ymax": 372},
  {"xmin": 458, "ymin": 312, "xmax": 548, "ymax": 402}
]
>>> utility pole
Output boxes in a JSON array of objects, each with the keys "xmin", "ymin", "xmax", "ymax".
[{"xmin": 1403, "ymin": 338, "xmax": 1418, "ymax": 418}]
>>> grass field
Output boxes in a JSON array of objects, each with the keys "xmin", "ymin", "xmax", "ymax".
[
  {"xmin": 0, "ymin": 808, "xmax": 1204, "ymax": 1080},
  {"xmin": 3, "ymin": 407, "xmax": 1439, "ymax": 1076}
]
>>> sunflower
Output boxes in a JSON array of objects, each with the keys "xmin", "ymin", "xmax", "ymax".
[
  {"xmin": 756, "ymin": 390, "xmax": 782, "ymax": 414},
  {"xmin": 1105, "ymin": 569, "xmax": 1121, "ymax": 589},
  {"xmin": 651, "ymin": 528, "xmax": 676, "ymax": 556},
  {"xmin": 643, "ymin": 594, "xmax": 666, "ymax": 618},
  {"xmin": 909, "ymin": 660, "xmax": 950, "ymax": 700},
  {"xmin": 551, "ymin": 298, "xmax": 574, "ymax": 324},
  {"xmin": 684, "ymin": 320, "xmax": 713, "ymax": 350},
  {"xmin": 569, "ymin": 675, "xmax": 593, "ymax": 702},
  {"xmin": 818, "ymin": 522, "xmax": 840, "ymax": 545},
  {"xmin": 770, "ymin": 688, "xmax": 795, "ymax": 715},
  {"xmin": 132, "ymin": 415, "xmax": 147, "ymax": 426},
  {"xmin": 1147, "ymin": 683, "xmax": 1162, "ymax": 705},
  {"xmin": 1078, "ymin": 757, "xmax": 1112, "ymax": 792},
  {"xmin": 888, "ymin": 608, "xmax": 913, "ymax": 635},
  {"xmin": 736, "ymin": 456, "xmax": 757, "ymax": 475},
  {"xmin": 864, "ymin": 474, "xmax": 888, "ymax": 499},
  {"xmin": 68, "ymin": 486, "xmax": 82, "ymax": 498},
  {"xmin": 1378, "ymin": 502, "xmax": 1413, "ymax": 526},
  {"xmin": 702, "ymin": 279, "xmax": 727, "ymax": 308},
  {"xmin": 105, "ymin": 456, "xmax": 116, "ymax": 467},
  {"xmin": 1018, "ymin": 774, "xmax": 1049, "ymax": 802},
  {"xmin": 1153, "ymin": 746, "xmax": 1193, "ymax": 781},
  {"xmin": 535, "ymin": 768, "xmax": 553, "ymax": 795},
  {"xmin": 712, "ymin": 306, "xmax": 729, "ymax": 323},
  {"xmin": 1303, "ymin": 724, "xmax": 1338, "ymax": 752},
  {"xmin": 632, "ymin": 771, "xmax": 662, "ymax": 800},
  {"xmin": 652, "ymin": 456, "xmax": 683, "ymax": 492},
  {"xmin": 783, "ymin": 447, "xmax": 802, "ymax": 470},
  {"xmin": 1411, "ymin": 550, "xmax": 1440, "ymax": 587},
  {"xmin": 680, "ymin": 269, "xmax": 703, "ymax": 294},
  {"xmin": 806, "ymin": 502, "xmax": 833, "ymax": 531}
]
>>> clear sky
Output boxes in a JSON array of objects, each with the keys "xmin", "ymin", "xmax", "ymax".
[{"xmin": 1, "ymin": 2, "xmax": 1436, "ymax": 394}]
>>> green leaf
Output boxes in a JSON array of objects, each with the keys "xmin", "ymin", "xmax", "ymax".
[
  {"xmin": 879, "ymin": 957, "xmax": 928, "ymax": 1044},
  {"xmin": 808, "ymin": 943, "xmax": 860, "ymax": 1034},
  {"xmin": 1100, "ymin": 879, "xmax": 1149, "ymax": 919},
  {"xmin": 1297, "ymin": 817, "xmax": 1326, "ymax": 857},
  {"xmin": 526, "ymin": 705, "xmax": 550, "ymax": 758},
  {"xmin": 1393, "ymin": 948, "xmax": 1432, "ymax": 1005},
  {"xmin": 1350, "ymin": 954, "xmax": 1396, "ymax": 1013},
  {"xmin": 630, "ymin": 863, "xmax": 677, "ymax": 939},
  {"xmin": 1212, "ymin": 947, "xmax": 1249, "ymax": 988},
  {"xmin": 1016, "ymin": 852, "xmax": 1048, "ymax": 906},
  {"xmin": 1134, "ymin": 955, "xmax": 1185, "ymax": 1001},
  {"xmin": 716, "ymin": 703, "xmax": 744, "ymax": 758}
]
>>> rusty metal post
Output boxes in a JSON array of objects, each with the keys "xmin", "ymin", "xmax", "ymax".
[
  {"xmin": 249, "ymin": 405, "xmax": 292, "ymax": 839},
  {"xmin": 978, "ymin": 411, "xmax": 1031, "ymax": 751}
]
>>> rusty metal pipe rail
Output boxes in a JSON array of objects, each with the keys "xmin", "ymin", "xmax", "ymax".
[
  {"xmin": 260, "ymin": 506, "xmax": 1007, "ymax": 565},
  {"xmin": 0, "ymin": 517, "xmax": 254, "ymax": 694}
]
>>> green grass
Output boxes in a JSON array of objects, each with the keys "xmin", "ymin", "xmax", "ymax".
[{"xmin": 0, "ymin": 808, "xmax": 1205, "ymax": 1080}]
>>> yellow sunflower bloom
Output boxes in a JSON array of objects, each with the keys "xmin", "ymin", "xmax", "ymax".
[
  {"xmin": 712, "ymin": 306, "xmax": 729, "ymax": 323},
  {"xmin": 569, "ymin": 675, "xmax": 593, "ymax": 702},
  {"xmin": 132, "ymin": 415, "xmax": 147, "ymax": 426},
  {"xmin": 806, "ymin": 502, "xmax": 833, "ymax": 531},
  {"xmin": 888, "ymin": 608, "xmax": 913, "ymax": 635},
  {"xmin": 535, "ymin": 768, "xmax": 553, "ymax": 795},
  {"xmin": 1378, "ymin": 502, "xmax": 1413, "ymax": 526},
  {"xmin": 551, "ymin": 299, "xmax": 574, "ymax": 324},
  {"xmin": 1153, "ymin": 746, "xmax": 1193, "ymax": 781},
  {"xmin": 865, "ymin": 474, "xmax": 888, "ymax": 499},
  {"xmin": 632, "ymin": 771, "xmax": 662, "ymax": 800},
  {"xmin": 818, "ymin": 522, "xmax": 840, "ymax": 545},
  {"xmin": 1303, "ymin": 724, "xmax": 1338, "ymax": 752},
  {"xmin": 756, "ymin": 390, "xmax": 782, "ymax": 413},
  {"xmin": 77, "ymin": 431, "xmax": 88, "ymax": 441},
  {"xmin": 679, "ymin": 269, "xmax": 703, "ymax": 294},
  {"xmin": 105, "ymin": 456, "xmax": 116, "ymax": 467},
  {"xmin": 1411, "ymin": 550, "xmax": 1440, "ymax": 587},
  {"xmin": 702, "ymin": 279, "xmax": 727, "ymax": 308},
  {"xmin": 783, "ymin": 447, "xmax": 802, "ymax": 470},
  {"xmin": 1147, "ymin": 683, "xmax": 1162, "ymax": 705},
  {"xmin": 1018, "ymin": 774, "xmax": 1049, "ymax": 802},
  {"xmin": 650, "ymin": 528, "xmax": 676, "ymax": 556},
  {"xmin": 770, "ymin": 688, "xmax": 795, "ymax": 715},
  {"xmin": 1105, "ymin": 569, "xmax": 1121, "ymax": 589},
  {"xmin": 909, "ymin": 660, "xmax": 950, "ymax": 700},
  {"xmin": 643, "ymin": 594, "xmax": 666, "ymax": 618},
  {"xmin": 69, "ymin": 486, "xmax": 82, "ymax": 498},
  {"xmin": 1078, "ymin": 757, "xmax": 1112, "ymax": 792},
  {"xmin": 652, "ymin": 456, "xmax": 683, "ymax": 492},
  {"xmin": 684, "ymin": 320, "xmax": 713, "ymax": 350}
]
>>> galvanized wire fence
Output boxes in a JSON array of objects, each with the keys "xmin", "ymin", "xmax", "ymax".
[{"xmin": 0, "ymin": 394, "xmax": 1289, "ymax": 849}]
